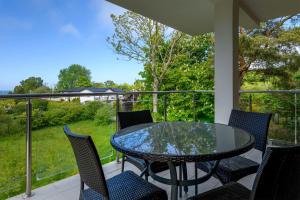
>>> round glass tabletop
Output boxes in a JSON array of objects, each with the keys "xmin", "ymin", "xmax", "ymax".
[{"xmin": 111, "ymin": 122, "xmax": 255, "ymax": 162}]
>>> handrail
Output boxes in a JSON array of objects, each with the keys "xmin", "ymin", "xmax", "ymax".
[
  {"xmin": 240, "ymin": 90, "xmax": 300, "ymax": 94},
  {"xmin": 1, "ymin": 89, "xmax": 300, "ymax": 99},
  {"xmin": 0, "ymin": 90, "xmax": 213, "ymax": 99},
  {"xmin": 1, "ymin": 89, "xmax": 298, "ymax": 198}
]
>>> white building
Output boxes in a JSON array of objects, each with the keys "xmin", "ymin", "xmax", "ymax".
[{"xmin": 62, "ymin": 87, "xmax": 124, "ymax": 103}]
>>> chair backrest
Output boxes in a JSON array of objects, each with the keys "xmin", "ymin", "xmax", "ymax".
[
  {"xmin": 228, "ymin": 109, "xmax": 272, "ymax": 155},
  {"xmin": 118, "ymin": 110, "xmax": 153, "ymax": 130},
  {"xmin": 64, "ymin": 126, "xmax": 109, "ymax": 199},
  {"xmin": 250, "ymin": 145, "xmax": 300, "ymax": 200}
]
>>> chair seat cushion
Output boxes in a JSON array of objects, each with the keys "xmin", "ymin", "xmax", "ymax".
[
  {"xmin": 188, "ymin": 182, "xmax": 250, "ymax": 200},
  {"xmin": 196, "ymin": 156, "xmax": 259, "ymax": 184},
  {"xmin": 82, "ymin": 171, "xmax": 167, "ymax": 200}
]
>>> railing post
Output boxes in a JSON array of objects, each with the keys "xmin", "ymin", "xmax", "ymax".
[
  {"xmin": 193, "ymin": 93, "xmax": 196, "ymax": 121},
  {"xmin": 115, "ymin": 95, "xmax": 121, "ymax": 163},
  {"xmin": 23, "ymin": 98, "xmax": 33, "ymax": 198},
  {"xmin": 295, "ymin": 93, "xmax": 297, "ymax": 144},
  {"xmin": 164, "ymin": 94, "xmax": 167, "ymax": 122},
  {"xmin": 248, "ymin": 94, "xmax": 252, "ymax": 112}
]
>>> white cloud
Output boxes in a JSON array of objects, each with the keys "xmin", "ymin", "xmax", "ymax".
[{"xmin": 60, "ymin": 23, "xmax": 80, "ymax": 37}]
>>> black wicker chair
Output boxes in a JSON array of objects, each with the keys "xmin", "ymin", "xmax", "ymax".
[
  {"xmin": 188, "ymin": 145, "xmax": 300, "ymax": 200},
  {"xmin": 195, "ymin": 110, "xmax": 272, "ymax": 192},
  {"xmin": 64, "ymin": 126, "xmax": 168, "ymax": 200},
  {"xmin": 118, "ymin": 110, "xmax": 155, "ymax": 177},
  {"xmin": 118, "ymin": 110, "xmax": 188, "ymax": 194}
]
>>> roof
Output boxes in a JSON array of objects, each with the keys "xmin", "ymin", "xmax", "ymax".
[
  {"xmin": 107, "ymin": 0, "xmax": 300, "ymax": 35},
  {"xmin": 63, "ymin": 87, "xmax": 123, "ymax": 93}
]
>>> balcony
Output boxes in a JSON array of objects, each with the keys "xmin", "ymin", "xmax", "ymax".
[
  {"xmin": 0, "ymin": 90, "xmax": 296, "ymax": 200},
  {"xmin": 1, "ymin": 0, "xmax": 299, "ymax": 199},
  {"xmin": 9, "ymin": 159, "xmax": 258, "ymax": 200}
]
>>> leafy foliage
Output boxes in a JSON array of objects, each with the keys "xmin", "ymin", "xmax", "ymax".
[
  {"xmin": 239, "ymin": 15, "xmax": 300, "ymax": 88},
  {"xmin": 0, "ymin": 100, "xmax": 116, "ymax": 136},
  {"xmin": 13, "ymin": 77, "xmax": 50, "ymax": 94},
  {"xmin": 56, "ymin": 64, "xmax": 92, "ymax": 90},
  {"xmin": 136, "ymin": 34, "xmax": 215, "ymax": 121},
  {"xmin": 94, "ymin": 103, "xmax": 114, "ymax": 125},
  {"xmin": 108, "ymin": 11, "xmax": 183, "ymax": 112}
]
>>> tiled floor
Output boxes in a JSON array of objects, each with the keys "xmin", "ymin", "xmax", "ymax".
[{"xmin": 9, "ymin": 149, "xmax": 260, "ymax": 200}]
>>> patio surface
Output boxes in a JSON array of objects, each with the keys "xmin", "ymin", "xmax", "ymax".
[{"xmin": 9, "ymin": 149, "xmax": 260, "ymax": 200}]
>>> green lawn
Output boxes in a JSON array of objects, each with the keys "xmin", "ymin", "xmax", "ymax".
[{"xmin": 0, "ymin": 120, "xmax": 115, "ymax": 199}]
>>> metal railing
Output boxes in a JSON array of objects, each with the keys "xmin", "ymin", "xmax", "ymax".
[
  {"xmin": 0, "ymin": 90, "xmax": 213, "ymax": 198},
  {"xmin": 0, "ymin": 89, "xmax": 299, "ymax": 198},
  {"xmin": 240, "ymin": 90, "xmax": 300, "ymax": 145}
]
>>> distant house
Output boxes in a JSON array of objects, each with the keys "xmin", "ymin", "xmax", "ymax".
[{"xmin": 62, "ymin": 87, "xmax": 124, "ymax": 103}]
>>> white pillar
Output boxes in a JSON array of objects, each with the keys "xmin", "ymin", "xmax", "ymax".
[{"xmin": 214, "ymin": 0, "xmax": 239, "ymax": 124}]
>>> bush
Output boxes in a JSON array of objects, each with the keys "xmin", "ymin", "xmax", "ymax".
[
  {"xmin": 94, "ymin": 103, "xmax": 114, "ymax": 125},
  {"xmin": 44, "ymin": 108, "xmax": 66, "ymax": 126},
  {"xmin": 71, "ymin": 98, "xmax": 80, "ymax": 103},
  {"xmin": 84, "ymin": 101, "xmax": 104, "ymax": 120},
  {"xmin": 43, "ymin": 102, "xmax": 86, "ymax": 127},
  {"xmin": 32, "ymin": 99, "xmax": 48, "ymax": 111},
  {"xmin": 0, "ymin": 99, "xmax": 15, "ymax": 114},
  {"xmin": 0, "ymin": 100, "xmax": 116, "ymax": 134},
  {"xmin": 62, "ymin": 105, "xmax": 85, "ymax": 123},
  {"xmin": 0, "ymin": 109, "xmax": 25, "ymax": 136},
  {"xmin": 32, "ymin": 109, "xmax": 48, "ymax": 129},
  {"xmin": 13, "ymin": 102, "xmax": 26, "ymax": 115}
]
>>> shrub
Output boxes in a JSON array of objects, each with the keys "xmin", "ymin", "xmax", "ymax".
[
  {"xmin": 84, "ymin": 101, "xmax": 104, "ymax": 120},
  {"xmin": 94, "ymin": 103, "xmax": 114, "ymax": 125},
  {"xmin": 13, "ymin": 102, "xmax": 26, "ymax": 115},
  {"xmin": 0, "ymin": 100, "xmax": 117, "ymax": 134},
  {"xmin": 0, "ymin": 109, "xmax": 25, "ymax": 136},
  {"xmin": 62, "ymin": 105, "xmax": 85, "ymax": 123},
  {"xmin": 43, "ymin": 102, "xmax": 86, "ymax": 127},
  {"xmin": 0, "ymin": 112, "xmax": 12, "ymax": 136},
  {"xmin": 32, "ymin": 109, "xmax": 48, "ymax": 129},
  {"xmin": 32, "ymin": 99, "xmax": 48, "ymax": 111},
  {"xmin": 71, "ymin": 98, "xmax": 80, "ymax": 103},
  {"xmin": 44, "ymin": 108, "xmax": 66, "ymax": 126},
  {"xmin": 0, "ymin": 99, "xmax": 15, "ymax": 114}
]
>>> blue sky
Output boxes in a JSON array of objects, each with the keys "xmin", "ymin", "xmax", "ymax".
[{"xmin": 0, "ymin": 0, "xmax": 142, "ymax": 90}]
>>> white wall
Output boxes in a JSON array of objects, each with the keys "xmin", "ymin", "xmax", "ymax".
[
  {"xmin": 78, "ymin": 89, "xmax": 123, "ymax": 103},
  {"xmin": 79, "ymin": 90, "xmax": 95, "ymax": 103}
]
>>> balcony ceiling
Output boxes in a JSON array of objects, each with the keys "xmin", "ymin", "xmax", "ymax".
[{"xmin": 107, "ymin": 0, "xmax": 300, "ymax": 35}]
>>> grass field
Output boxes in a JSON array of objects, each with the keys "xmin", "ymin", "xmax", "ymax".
[{"xmin": 0, "ymin": 120, "xmax": 115, "ymax": 199}]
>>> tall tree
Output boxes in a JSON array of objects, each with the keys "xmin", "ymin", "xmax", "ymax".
[
  {"xmin": 13, "ymin": 77, "xmax": 50, "ymax": 94},
  {"xmin": 75, "ymin": 76, "xmax": 92, "ymax": 88},
  {"xmin": 239, "ymin": 15, "xmax": 300, "ymax": 89},
  {"xmin": 56, "ymin": 64, "xmax": 92, "ymax": 90},
  {"xmin": 93, "ymin": 82, "xmax": 105, "ymax": 88},
  {"xmin": 108, "ymin": 11, "xmax": 183, "ymax": 112},
  {"xmin": 104, "ymin": 80, "xmax": 116, "ymax": 88},
  {"xmin": 151, "ymin": 34, "xmax": 214, "ymax": 121}
]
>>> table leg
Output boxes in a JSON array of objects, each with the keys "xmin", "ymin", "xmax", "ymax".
[
  {"xmin": 179, "ymin": 164, "xmax": 182, "ymax": 198},
  {"xmin": 139, "ymin": 160, "xmax": 149, "ymax": 181},
  {"xmin": 168, "ymin": 161, "xmax": 178, "ymax": 200},
  {"xmin": 194, "ymin": 162, "xmax": 198, "ymax": 195},
  {"xmin": 182, "ymin": 162, "xmax": 188, "ymax": 193}
]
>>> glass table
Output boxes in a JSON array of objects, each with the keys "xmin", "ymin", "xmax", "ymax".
[{"xmin": 111, "ymin": 122, "xmax": 255, "ymax": 200}]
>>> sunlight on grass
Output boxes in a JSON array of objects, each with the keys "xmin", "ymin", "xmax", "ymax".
[{"xmin": 0, "ymin": 120, "xmax": 115, "ymax": 199}]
